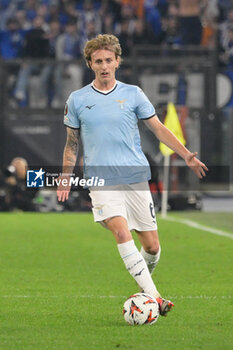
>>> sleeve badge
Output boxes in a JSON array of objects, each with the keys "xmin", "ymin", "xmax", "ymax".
[{"xmin": 64, "ymin": 103, "xmax": 68, "ymax": 116}]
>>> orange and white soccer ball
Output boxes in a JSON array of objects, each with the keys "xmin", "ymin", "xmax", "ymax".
[{"xmin": 123, "ymin": 293, "xmax": 159, "ymax": 325}]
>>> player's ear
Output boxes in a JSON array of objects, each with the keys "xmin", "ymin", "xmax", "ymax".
[{"xmin": 115, "ymin": 56, "xmax": 120, "ymax": 69}]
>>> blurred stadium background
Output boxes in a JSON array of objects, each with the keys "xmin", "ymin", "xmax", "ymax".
[{"xmin": 0, "ymin": 0, "xmax": 233, "ymax": 213}]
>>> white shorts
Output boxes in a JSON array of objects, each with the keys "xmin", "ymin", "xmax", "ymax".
[{"xmin": 89, "ymin": 182, "xmax": 157, "ymax": 232}]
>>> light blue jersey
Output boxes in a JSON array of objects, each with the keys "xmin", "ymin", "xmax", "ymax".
[{"xmin": 64, "ymin": 81, "xmax": 156, "ymax": 185}]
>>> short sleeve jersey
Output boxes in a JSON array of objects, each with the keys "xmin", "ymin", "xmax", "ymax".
[{"xmin": 64, "ymin": 81, "xmax": 156, "ymax": 185}]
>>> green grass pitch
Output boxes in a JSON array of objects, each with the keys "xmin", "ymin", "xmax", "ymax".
[{"xmin": 0, "ymin": 212, "xmax": 232, "ymax": 350}]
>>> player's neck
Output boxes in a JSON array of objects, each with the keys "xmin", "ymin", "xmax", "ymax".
[{"xmin": 93, "ymin": 79, "xmax": 117, "ymax": 92}]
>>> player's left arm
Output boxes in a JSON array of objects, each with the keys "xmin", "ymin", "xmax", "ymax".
[
  {"xmin": 144, "ymin": 115, "xmax": 208, "ymax": 179},
  {"xmin": 57, "ymin": 127, "xmax": 79, "ymax": 202}
]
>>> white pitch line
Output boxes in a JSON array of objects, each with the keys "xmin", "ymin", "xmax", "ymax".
[
  {"xmin": 162, "ymin": 216, "xmax": 233, "ymax": 240},
  {"xmin": 0, "ymin": 295, "xmax": 126, "ymax": 299},
  {"xmin": 1, "ymin": 295, "xmax": 232, "ymax": 299}
]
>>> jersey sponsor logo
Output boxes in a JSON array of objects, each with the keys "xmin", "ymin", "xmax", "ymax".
[
  {"xmin": 116, "ymin": 99, "xmax": 127, "ymax": 109},
  {"xmin": 85, "ymin": 104, "xmax": 95, "ymax": 110}
]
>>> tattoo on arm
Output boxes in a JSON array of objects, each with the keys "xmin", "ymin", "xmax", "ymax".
[
  {"xmin": 66, "ymin": 128, "xmax": 79, "ymax": 152},
  {"xmin": 62, "ymin": 127, "xmax": 79, "ymax": 174}
]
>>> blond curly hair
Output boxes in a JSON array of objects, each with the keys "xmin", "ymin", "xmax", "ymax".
[{"xmin": 83, "ymin": 34, "xmax": 122, "ymax": 68}]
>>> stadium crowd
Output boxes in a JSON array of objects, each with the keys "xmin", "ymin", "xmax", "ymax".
[{"xmin": 0, "ymin": 0, "xmax": 233, "ymax": 106}]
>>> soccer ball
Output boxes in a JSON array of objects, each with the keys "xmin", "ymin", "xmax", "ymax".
[{"xmin": 123, "ymin": 293, "xmax": 159, "ymax": 325}]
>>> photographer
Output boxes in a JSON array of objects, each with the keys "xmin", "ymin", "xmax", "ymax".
[{"xmin": 0, "ymin": 157, "xmax": 36, "ymax": 211}]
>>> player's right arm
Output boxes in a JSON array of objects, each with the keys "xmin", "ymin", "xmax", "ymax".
[
  {"xmin": 57, "ymin": 127, "xmax": 79, "ymax": 202},
  {"xmin": 144, "ymin": 116, "xmax": 208, "ymax": 179}
]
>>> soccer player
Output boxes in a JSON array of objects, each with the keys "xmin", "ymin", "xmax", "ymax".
[{"xmin": 57, "ymin": 34, "xmax": 208, "ymax": 316}]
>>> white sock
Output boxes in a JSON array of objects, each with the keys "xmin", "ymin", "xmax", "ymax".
[
  {"xmin": 117, "ymin": 240, "xmax": 160, "ymax": 299},
  {"xmin": 140, "ymin": 246, "xmax": 161, "ymax": 275}
]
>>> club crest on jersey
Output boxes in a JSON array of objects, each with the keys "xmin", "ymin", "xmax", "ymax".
[
  {"xmin": 116, "ymin": 99, "xmax": 127, "ymax": 109},
  {"xmin": 95, "ymin": 205, "xmax": 104, "ymax": 216}
]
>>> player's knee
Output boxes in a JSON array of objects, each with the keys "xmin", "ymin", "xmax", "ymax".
[
  {"xmin": 104, "ymin": 216, "xmax": 132, "ymax": 243},
  {"xmin": 113, "ymin": 228, "xmax": 132, "ymax": 243},
  {"xmin": 108, "ymin": 227, "xmax": 132, "ymax": 244},
  {"xmin": 144, "ymin": 243, "xmax": 160, "ymax": 255}
]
